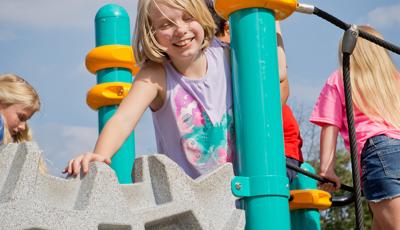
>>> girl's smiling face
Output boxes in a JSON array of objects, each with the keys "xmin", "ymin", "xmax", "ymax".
[
  {"xmin": 150, "ymin": 2, "xmax": 205, "ymax": 62},
  {"xmin": 0, "ymin": 103, "xmax": 34, "ymax": 136}
]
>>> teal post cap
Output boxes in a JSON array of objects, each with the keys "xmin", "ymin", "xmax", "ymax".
[
  {"xmin": 231, "ymin": 175, "xmax": 290, "ymax": 198},
  {"xmin": 95, "ymin": 4, "xmax": 129, "ymax": 20}
]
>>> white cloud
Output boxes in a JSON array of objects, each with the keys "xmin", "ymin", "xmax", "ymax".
[
  {"xmin": 366, "ymin": 4, "xmax": 400, "ymax": 29},
  {"xmin": 0, "ymin": 0, "xmax": 138, "ymax": 30}
]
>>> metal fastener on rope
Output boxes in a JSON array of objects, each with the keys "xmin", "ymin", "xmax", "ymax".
[
  {"xmin": 295, "ymin": 3, "xmax": 314, "ymax": 14},
  {"xmin": 342, "ymin": 24, "xmax": 359, "ymax": 54}
]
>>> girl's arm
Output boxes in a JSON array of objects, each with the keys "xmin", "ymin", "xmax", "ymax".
[
  {"xmin": 276, "ymin": 21, "xmax": 289, "ymax": 104},
  {"xmin": 319, "ymin": 124, "xmax": 341, "ymax": 191},
  {"xmin": 280, "ymin": 77, "xmax": 289, "ymax": 105},
  {"xmin": 65, "ymin": 64, "xmax": 165, "ymax": 175}
]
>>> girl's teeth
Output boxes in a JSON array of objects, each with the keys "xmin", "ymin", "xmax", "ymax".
[{"xmin": 176, "ymin": 39, "xmax": 190, "ymax": 46}]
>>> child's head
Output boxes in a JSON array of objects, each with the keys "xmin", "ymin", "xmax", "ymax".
[
  {"xmin": 339, "ymin": 25, "xmax": 400, "ymax": 128},
  {"xmin": 204, "ymin": 0, "xmax": 227, "ymax": 37},
  {"xmin": 133, "ymin": 0, "xmax": 216, "ymax": 66},
  {"xmin": 0, "ymin": 73, "xmax": 40, "ymax": 143}
]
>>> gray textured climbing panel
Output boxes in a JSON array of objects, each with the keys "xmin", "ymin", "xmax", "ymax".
[{"xmin": 0, "ymin": 142, "xmax": 245, "ymax": 230}]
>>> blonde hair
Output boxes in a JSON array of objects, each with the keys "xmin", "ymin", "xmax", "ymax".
[
  {"xmin": 339, "ymin": 25, "xmax": 400, "ymax": 129},
  {"xmin": 0, "ymin": 73, "xmax": 41, "ymax": 144},
  {"xmin": 133, "ymin": 0, "xmax": 216, "ymax": 66}
]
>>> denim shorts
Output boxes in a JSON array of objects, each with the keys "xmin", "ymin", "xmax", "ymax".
[{"xmin": 361, "ymin": 134, "xmax": 400, "ymax": 202}]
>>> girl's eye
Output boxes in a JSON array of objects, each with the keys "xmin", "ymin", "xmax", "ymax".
[
  {"xmin": 18, "ymin": 114, "xmax": 26, "ymax": 122},
  {"xmin": 183, "ymin": 15, "xmax": 194, "ymax": 22},
  {"xmin": 158, "ymin": 22, "xmax": 172, "ymax": 30}
]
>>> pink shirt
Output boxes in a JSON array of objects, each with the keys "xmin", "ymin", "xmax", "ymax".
[{"xmin": 310, "ymin": 70, "xmax": 400, "ymax": 157}]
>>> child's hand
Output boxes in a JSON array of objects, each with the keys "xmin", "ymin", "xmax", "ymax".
[
  {"xmin": 63, "ymin": 153, "xmax": 111, "ymax": 176},
  {"xmin": 318, "ymin": 170, "xmax": 341, "ymax": 192}
]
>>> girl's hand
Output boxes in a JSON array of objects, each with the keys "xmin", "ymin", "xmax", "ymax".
[
  {"xmin": 318, "ymin": 169, "xmax": 341, "ymax": 192},
  {"xmin": 63, "ymin": 153, "xmax": 111, "ymax": 176}
]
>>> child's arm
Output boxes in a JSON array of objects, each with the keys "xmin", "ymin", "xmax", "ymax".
[
  {"xmin": 319, "ymin": 124, "xmax": 341, "ymax": 191},
  {"xmin": 276, "ymin": 21, "xmax": 289, "ymax": 104},
  {"xmin": 280, "ymin": 76, "xmax": 289, "ymax": 105},
  {"xmin": 65, "ymin": 64, "xmax": 165, "ymax": 176}
]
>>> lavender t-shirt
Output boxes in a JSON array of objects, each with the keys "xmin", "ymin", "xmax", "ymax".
[{"xmin": 152, "ymin": 39, "xmax": 235, "ymax": 178}]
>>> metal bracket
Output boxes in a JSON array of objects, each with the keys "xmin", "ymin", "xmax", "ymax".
[{"xmin": 231, "ymin": 175, "xmax": 289, "ymax": 198}]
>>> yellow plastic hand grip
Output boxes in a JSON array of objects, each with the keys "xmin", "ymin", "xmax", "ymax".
[
  {"xmin": 87, "ymin": 82, "xmax": 132, "ymax": 110},
  {"xmin": 86, "ymin": 45, "xmax": 140, "ymax": 75},
  {"xmin": 289, "ymin": 189, "xmax": 332, "ymax": 211}
]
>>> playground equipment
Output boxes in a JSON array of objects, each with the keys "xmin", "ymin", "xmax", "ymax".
[
  {"xmin": 0, "ymin": 142, "xmax": 244, "ymax": 229},
  {"xmin": 289, "ymin": 163, "xmax": 328, "ymax": 230},
  {"xmin": 85, "ymin": 5, "xmax": 139, "ymax": 184},
  {"xmin": 3, "ymin": 1, "xmax": 399, "ymax": 230},
  {"xmin": 215, "ymin": 1, "xmax": 400, "ymax": 229},
  {"xmin": 215, "ymin": 0, "xmax": 297, "ymax": 229},
  {"xmin": 83, "ymin": 2, "xmax": 334, "ymax": 230}
]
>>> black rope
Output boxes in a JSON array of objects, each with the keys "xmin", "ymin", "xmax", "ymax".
[
  {"xmin": 342, "ymin": 27, "xmax": 364, "ymax": 230},
  {"xmin": 313, "ymin": 7, "xmax": 350, "ymax": 30},
  {"xmin": 358, "ymin": 30, "xmax": 400, "ymax": 55},
  {"xmin": 342, "ymin": 52, "xmax": 364, "ymax": 230},
  {"xmin": 313, "ymin": 7, "xmax": 400, "ymax": 55},
  {"xmin": 286, "ymin": 162, "xmax": 353, "ymax": 192}
]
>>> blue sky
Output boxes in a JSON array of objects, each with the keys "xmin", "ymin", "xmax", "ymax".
[{"xmin": 1, "ymin": 0, "xmax": 399, "ymax": 175}]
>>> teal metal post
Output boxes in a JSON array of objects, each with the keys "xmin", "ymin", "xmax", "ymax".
[
  {"xmin": 94, "ymin": 4, "xmax": 135, "ymax": 184},
  {"xmin": 290, "ymin": 163, "xmax": 321, "ymax": 230},
  {"xmin": 229, "ymin": 8, "xmax": 290, "ymax": 230}
]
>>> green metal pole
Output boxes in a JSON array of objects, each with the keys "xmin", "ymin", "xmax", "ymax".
[
  {"xmin": 94, "ymin": 4, "xmax": 135, "ymax": 184},
  {"xmin": 230, "ymin": 8, "xmax": 290, "ymax": 230},
  {"xmin": 290, "ymin": 163, "xmax": 321, "ymax": 230}
]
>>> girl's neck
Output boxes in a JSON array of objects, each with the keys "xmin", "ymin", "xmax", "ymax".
[{"xmin": 170, "ymin": 52, "xmax": 207, "ymax": 80}]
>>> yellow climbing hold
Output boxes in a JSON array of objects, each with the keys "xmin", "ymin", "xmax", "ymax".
[
  {"xmin": 289, "ymin": 189, "xmax": 332, "ymax": 211},
  {"xmin": 86, "ymin": 45, "xmax": 140, "ymax": 75},
  {"xmin": 87, "ymin": 82, "xmax": 132, "ymax": 110}
]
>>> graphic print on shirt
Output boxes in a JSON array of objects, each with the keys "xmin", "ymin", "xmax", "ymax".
[{"xmin": 174, "ymin": 87, "xmax": 235, "ymax": 174}]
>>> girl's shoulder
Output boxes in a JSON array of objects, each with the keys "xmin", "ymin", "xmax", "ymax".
[
  {"xmin": 134, "ymin": 61, "xmax": 167, "ymax": 101},
  {"xmin": 207, "ymin": 38, "xmax": 230, "ymax": 62},
  {"xmin": 136, "ymin": 61, "xmax": 166, "ymax": 81},
  {"xmin": 209, "ymin": 38, "xmax": 229, "ymax": 50},
  {"xmin": 326, "ymin": 69, "xmax": 343, "ymax": 86}
]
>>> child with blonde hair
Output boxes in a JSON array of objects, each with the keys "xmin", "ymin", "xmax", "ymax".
[
  {"xmin": 65, "ymin": 0, "xmax": 235, "ymax": 179},
  {"xmin": 310, "ymin": 25, "xmax": 400, "ymax": 229},
  {"xmin": 0, "ymin": 73, "xmax": 40, "ymax": 144}
]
